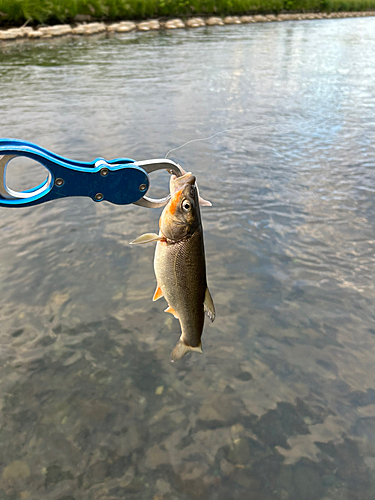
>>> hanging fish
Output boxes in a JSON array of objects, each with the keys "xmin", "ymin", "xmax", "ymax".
[{"xmin": 130, "ymin": 171, "xmax": 215, "ymax": 361}]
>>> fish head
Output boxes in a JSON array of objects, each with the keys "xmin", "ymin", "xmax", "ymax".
[
  {"xmin": 170, "ymin": 167, "xmax": 212, "ymax": 207},
  {"xmin": 160, "ymin": 172, "xmax": 201, "ymax": 241}
]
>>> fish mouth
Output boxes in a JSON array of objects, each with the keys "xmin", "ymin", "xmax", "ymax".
[
  {"xmin": 171, "ymin": 172, "xmax": 196, "ymax": 192},
  {"xmin": 185, "ymin": 174, "xmax": 196, "ymax": 186}
]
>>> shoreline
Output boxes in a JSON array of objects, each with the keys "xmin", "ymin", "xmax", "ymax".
[{"xmin": 1, "ymin": 11, "xmax": 375, "ymax": 42}]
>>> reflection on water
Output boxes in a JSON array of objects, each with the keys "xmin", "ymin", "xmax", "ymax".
[{"xmin": 1, "ymin": 17, "xmax": 375, "ymax": 500}]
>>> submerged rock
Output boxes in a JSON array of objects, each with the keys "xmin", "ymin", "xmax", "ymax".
[
  {"xmin": 232, "ymin": 467, "xmax": 261, "ymax": 489},
  {"xmin": 45, "ymin": 465, "xmax": 73, "ymax": 487},
  {"xmin": 145, "ymin": 444, "xmax": 169, "ymax": 468},
  {"xmin": 2, "ymin": 461, "xmax": 30, "ymax": 482},
  {"xmin": 235, "ymin": 371, "xmax": 253, "ymax": 381},
  {"xmin": 156, "ymin": 477, "xmax": 171, "ymax": 494},
  {"xmin": 292, "ymin": 465, "xmax": 324, "ymax": 500},
  {"xmin": 227, "ymin": 437, "xmax": 251, "ymax": 464},
  {"xmin": 219, "ymin": 458, "xmax": 235, "ymax": 476}
]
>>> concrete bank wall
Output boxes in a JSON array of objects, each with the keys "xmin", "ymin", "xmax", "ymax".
[{"xmin": 0, "ymin": 12, "xmax": 374, "ymax": 41}]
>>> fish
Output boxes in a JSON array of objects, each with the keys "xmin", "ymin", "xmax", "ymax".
[
  {"xmin": 168, "ymin": 165, "xmax": 212, "ymax": 207},
  {"xmin": 130, "ymin": 171, "xmax": 215, "ymax": 361}
]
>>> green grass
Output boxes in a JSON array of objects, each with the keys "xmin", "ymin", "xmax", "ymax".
[{"xmin": 0, "ymin": 0, "xmax": 374, "ymax": 26}]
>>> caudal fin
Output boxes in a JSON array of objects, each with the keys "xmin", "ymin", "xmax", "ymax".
[{"xmin": 171, "ymin": 341, "xmax": 203, "ymax": 361}]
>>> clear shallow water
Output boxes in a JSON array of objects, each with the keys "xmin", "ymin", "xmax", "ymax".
[{"xmin": 0, "ymin": 17, "xmax": 375, "ymax": 500}]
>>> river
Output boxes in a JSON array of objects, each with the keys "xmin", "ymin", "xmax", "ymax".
[{"xmin": 0, "ymin": 16, "xmax": 375, "ymax": 500}]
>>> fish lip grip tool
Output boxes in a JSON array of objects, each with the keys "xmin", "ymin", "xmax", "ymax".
[{"xmin": 0, "ymin": 139, "xmax": 182, "ymax": 209}]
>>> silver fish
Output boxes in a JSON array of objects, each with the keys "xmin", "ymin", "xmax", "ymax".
[{"xmin": 131, "ymin": 172, "xmax": 215, "ymax": 360}]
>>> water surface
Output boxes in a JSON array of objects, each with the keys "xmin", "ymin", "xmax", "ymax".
[{"xmin": 1, "ymin": 17, "xmax": 375, "ymax": 500}]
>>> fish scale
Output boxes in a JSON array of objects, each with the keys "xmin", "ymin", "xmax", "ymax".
[{"xmin": 154, "ymin": 231, "xmax": 206, "ymax": 349}]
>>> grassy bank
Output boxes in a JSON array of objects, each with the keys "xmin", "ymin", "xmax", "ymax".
[{"xmin": 0, "ymin": 0, "xmax": 374, "ymax": 26}]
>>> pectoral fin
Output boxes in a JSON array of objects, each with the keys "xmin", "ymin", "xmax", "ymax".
[
  {"xmin": 129, "ymin": 233, "xmax": 162, "ymax": 245},
  {"xmin": 171, "ymin": 341, "xmax": 203, "ymax": 361},
  {"xmin": 198, "ymin": 196, "xmax": 212, "ymax": 207},
  {"xmin": 164, "ymin": 306, "xmax": 178, "ymax": 319},
  {"xmin": 153, "ymin": 286, "xmax": 163, "ymax": 301},
  {"xmin": 204, "ymin": 288, "xmax": 215, "ymax": 322},
  {"xmin": 197, "ymin": 185, "xmax": 212, "ymax": 207}
]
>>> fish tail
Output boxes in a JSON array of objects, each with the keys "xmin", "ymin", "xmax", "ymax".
[{"xmin": 171, "ymin": 341, "xmax": 203, "ymax": 361}]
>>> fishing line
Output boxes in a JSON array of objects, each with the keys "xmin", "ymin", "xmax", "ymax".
[
  {"xmin": 164, "ymin": 115, "xmax": 346, "ymax": 159},
  {"xmin": 164, "ymin": 124, "xmax": 284, "ymax": 158}
]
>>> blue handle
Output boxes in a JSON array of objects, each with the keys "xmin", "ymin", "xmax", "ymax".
[{"xmin": 0, "ymin": 139, "xmax": 149, "ymax": 207}]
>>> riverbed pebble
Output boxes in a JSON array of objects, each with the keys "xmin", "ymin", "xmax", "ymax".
[
  {"xmin": 186, "ymin": 17, "xmax": 205, "ymax": 27},
  {"xmin": 224, "ymin": 16, "xmax": 242, "ymax": 24},
  {"xmin": 165, "ymin": 18, "xmax": 185, "ymax": 29},
  {"xmin": 206, "ymin": 17, "xmax": 224, "ymax": 26}
]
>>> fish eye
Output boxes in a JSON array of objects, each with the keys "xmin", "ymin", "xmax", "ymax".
[{"xmin": 182, "ymin": 199, "xmax": 191, "ymax": 212}]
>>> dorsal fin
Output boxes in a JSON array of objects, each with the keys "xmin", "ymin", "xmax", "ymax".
[{"xmin": 204, "ymin": 288, "xmax": 215, "ymax": 322}]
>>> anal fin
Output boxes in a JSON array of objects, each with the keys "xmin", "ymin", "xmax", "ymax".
[{"xmin": 164, "ymin": 306, "xmax": 178, "ymax": 319}]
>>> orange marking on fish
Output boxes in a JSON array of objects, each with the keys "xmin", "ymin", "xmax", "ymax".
[{"xmin": 167, "ymin": 189, "xmax": 183, "ymax": 216}]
